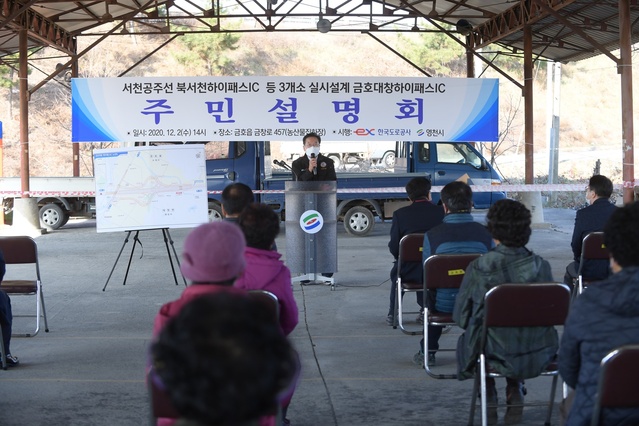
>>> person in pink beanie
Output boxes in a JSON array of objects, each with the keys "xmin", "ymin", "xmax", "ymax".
[
  {"xmin": 151, "ymin": 221, "xmax": 295, "ymax": 426},
  {"xmin": 152, "ymin": 220, "xmax": 247, "ymax": 339},
  {"xmin": 235, "ymin": 203, "xmax": 299, "ymax": 336}
]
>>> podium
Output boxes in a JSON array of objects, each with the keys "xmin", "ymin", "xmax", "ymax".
[{"xmin": 285, "ymin": 181, "xmax": 337, "ymax": 288}]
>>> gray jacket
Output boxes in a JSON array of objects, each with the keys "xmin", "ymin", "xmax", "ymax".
[{"xmin": 453, "ymin": 245, "xmax": 557, "ymax": 380}]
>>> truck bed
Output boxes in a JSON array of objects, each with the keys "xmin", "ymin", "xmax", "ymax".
[
  {"xmin": 0, "ymin": 177, "xmax": 96, "ymax": 196},
  {"xmin": 266, "ymin": 171, "xmax": 418, "ymax": 197}
]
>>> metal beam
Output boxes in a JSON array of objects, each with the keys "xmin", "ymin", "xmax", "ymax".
[
  {"xmin": 524, "ymin": 24, "xmax": 533, "ymax": 185},
  {"xmin": 471, "ymin": 0, "xmax": 576, "ymax": 49},
  {"xmin": 365, "ymin": 32, "xmax": 432, "ymax": 77},
  {"xmin": 619, "ymin": 0, "xmax": 635, "ymax": 203},
  {"xmin": 1, "ymin": 0, "xmax": 77, "ymax": 55}
]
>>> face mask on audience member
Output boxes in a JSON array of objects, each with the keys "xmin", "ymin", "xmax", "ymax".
[{"xmin": 306, "ymin": 146, "xmax": 320, "ymax": 159}]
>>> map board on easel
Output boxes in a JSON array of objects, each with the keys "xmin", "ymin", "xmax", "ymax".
[{"xmin": 94, "ymin": 145, "xmax": 208, "ymax": 233}]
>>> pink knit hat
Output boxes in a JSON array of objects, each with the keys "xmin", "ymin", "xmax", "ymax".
[{"xmin": 181, "ymin": 221, "xmax": 246, "ymax": 283}]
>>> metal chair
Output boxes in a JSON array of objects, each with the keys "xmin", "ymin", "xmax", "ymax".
[
  {"xmin": 148, "ymin": 368, "xmax": 180, "ymax": 422},
  {"xmin": 590, "ymin": 344, "xmax": 639, "ymax": 426},
  {"xmin": 468, "ymin": 283, "xmax": 571, "ymax": 426},
  {"xmin": 393, "ymin": 233, "xmax": 425, "ymax": 335},
  {"xmin": 247, "ymin": 289, "xmax": 280, "ymax": 324},
  {"xmin": 0, "ymin": 236, "xmax": 49, "ymax": 337},
  {"xmin": 422, "ymin": 253, "xmax": 481, "ymax": 379},
  {"xmin": 577, "ymin": 232, "xmax": 609, "ymax": 295}
]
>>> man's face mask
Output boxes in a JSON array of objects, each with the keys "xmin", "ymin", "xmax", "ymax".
[{"xmin": 305, "ymin": 146, "xmax": 320, "ymax": 158}]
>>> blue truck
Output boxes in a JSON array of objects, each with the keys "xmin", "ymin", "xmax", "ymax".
[
  {"xmin": 0, "ymin": 140, "xmax": 505, "ymax": 232},
  {"xmin": 205, "ymin": 141, "xmax": 506, "ymax": 236}
]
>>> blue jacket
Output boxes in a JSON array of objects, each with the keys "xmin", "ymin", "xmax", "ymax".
[
  {"xmin": 388, "ymin": 198, "xmax": 444, "ymax": 284},
  {"xmin": 422, "ymin": 213, "xmax": 493, "ymax": 312},
  {"xmin": 571, "ymin": 198, "xmax": 617, "ymax": 279},
  {"xmin": 559, "ymin": 266, "xmax": 639, "ymax": 426}
]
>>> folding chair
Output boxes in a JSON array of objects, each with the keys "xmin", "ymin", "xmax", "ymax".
[
  {"xmin": 422, "ymin": 253, "xmax": 481, "ymax": 379},
  {"xmin": 577, "ymin": 232, "xmax": 609, "ymax": 295},
  {"xmin": 394, "ymin": 233, "xmax": 425, "ymax": 335},
  {"xmin": 248, "ymin": 289, "xmax": 280, "ymax": 324},
  {"xmin": 0, "ymin": 236, "xmax": 49, "ymax": 337},
  {"xmin": 148, "ymin": 367, "xmax": 180, "ymax": 422},
  {"xmin": 468, "ymin": 283, "xmax": 571, "ymax": 426},
  {"xmin": 590, "ymin": 344, "xmax": 639, "ymax": 426}
]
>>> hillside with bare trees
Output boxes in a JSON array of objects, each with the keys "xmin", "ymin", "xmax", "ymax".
[{"xmin": 0, "ymin": 28, "xmax": 635, "ymax": 194}]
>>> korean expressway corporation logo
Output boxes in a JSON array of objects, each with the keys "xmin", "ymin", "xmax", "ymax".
[{"xmin": 299, "ymin": 210, "xmax": 324, "ymax": 234}]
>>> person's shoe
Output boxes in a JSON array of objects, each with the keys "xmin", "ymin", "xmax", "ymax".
[
  {"xmin": 386, "ymin": 314, "xmax": 394, "ymax": 326},
  {"xmin": 427, "ymin": 352, "xmax": 436, "ymax": 367},
  {"xmin": 412, "ymin": 350, "xmax": 424, "ymax": 367},
  {"xmin": 5, "ymin": 354, "xmax": 19, "ymax": 366},
  {"xmin": 485, "ymin": 378, "xmax": 498, "ymax": 426},
  {"xmin": 505, "ymin": 379, "xmax": 526, "ymax": 425},
  {"xmin": 416, "ymin": 309, "xmax": 424, "ymax": 325}
]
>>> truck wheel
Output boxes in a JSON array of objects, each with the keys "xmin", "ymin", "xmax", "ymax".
[
  {"xmin": 382, "ymin": 151, "xmax": 396, "ymax": 168},
  {"xmin": 60, "ymin": 213, "xmax": 70, "ymax": 227},
  {"xmin": 344, "ymin": 206, "xmax": 374, "ymax": 236},
  {"xmin": 208, "ymin": 202, "xmax": 223, "ymax": 221},
  {"xmin": 39, "ymin": 203, "xmax": 65, "ymax": 230}
]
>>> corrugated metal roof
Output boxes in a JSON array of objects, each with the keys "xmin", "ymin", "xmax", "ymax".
[{"xmin": 0, "ymin": 0, "xmax": 636, "ymax": 64}]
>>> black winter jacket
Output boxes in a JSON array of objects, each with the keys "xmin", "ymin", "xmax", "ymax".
[{"xmin": 559, "ymin": 266, "xmax": 639, "ymax": 426}]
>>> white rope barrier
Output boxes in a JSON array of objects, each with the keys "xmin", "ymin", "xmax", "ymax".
[{"xmin": 1, "ymin": 182, "xmax": 636, "ymax": 198}]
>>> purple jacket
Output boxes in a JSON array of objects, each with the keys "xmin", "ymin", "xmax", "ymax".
[{"xmin": 234, "ymin": 247, "xmax": 299, "ymax": 336}]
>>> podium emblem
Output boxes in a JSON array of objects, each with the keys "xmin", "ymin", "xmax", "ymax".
[{"xmin": 299, "ymin": 210, "xmax": 324, "ymax": 234}]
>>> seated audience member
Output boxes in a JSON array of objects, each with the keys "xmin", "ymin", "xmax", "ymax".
[
  {"xmin": 453, "ymin": 199, "xmax": 556, "ymax": 425},
  {"xmin": 413, "ymin": 181, "xmax": 492, "ymax": 368},
  {"xmin": 387, "ymin": 177, "xmax": 444, "ymax": 326},
  {"xmin": 564, "ymin": 174, "xmax": 617, "ymax": 287},
  {"xmin": 559, "ymin": 201, "xmax": 639, "ymax": 426},
  {"xmin": 151, "ymin": 293, "xmax": 298, "ymax": 426},
  {"xmin": 152, "ymin": 221, "xmax": 246, "ymax": 338},
  {"xmin": 222, "ymin": 182, "xmax": 255, "ymax": 221},
  {"xmin": 0, "ymin": 251, "xmax": 18, "ymax": 366},
  {"xmin": 235, "ymin": 203, "xmax": 298, "ymax": 336}
]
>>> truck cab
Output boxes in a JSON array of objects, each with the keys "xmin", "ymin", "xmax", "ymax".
[
  {"xmin": 203, "ymin": 140, "xmax": 505, "ymax": 236},
  {"xmin": 398, "ymin": 142, "xmax": 504, "ymax": 209}
]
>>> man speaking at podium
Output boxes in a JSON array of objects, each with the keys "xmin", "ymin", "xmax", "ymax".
[
  {"xmin": 292, "ymin": 132, "xmax": 337, "ymax": 182},
  {"xmin": 291, "ymin": 132, "xmax": 337, "ymax": 282}
]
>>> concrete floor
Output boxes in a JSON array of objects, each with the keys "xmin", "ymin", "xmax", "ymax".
[{"xmin": 0, "ymin": 208, "xmax": 577, "ymax": 426}]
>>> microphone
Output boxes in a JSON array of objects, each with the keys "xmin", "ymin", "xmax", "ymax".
[
  {"xmin": 311, "ymin": 153, "xmax": 317, "ymax": 175},
  {"xmin": 273, "ymin": 159, "xmax": 293, "ymax": 171}
]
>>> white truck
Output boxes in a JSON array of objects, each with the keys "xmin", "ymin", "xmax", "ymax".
[
  {"xmin": 0, "ymin": 177, "xmax": 96, "ymax": 230},
  {"xmin": 277, "ymin": 141, "xmax": 397, "ymax": 169}
]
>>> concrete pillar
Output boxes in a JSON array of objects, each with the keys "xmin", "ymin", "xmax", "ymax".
[
  {"xmin": 520, "ymin": 191, "xmax": 547, "ymax": 228},
  {"xmin": 12, "ymin": 198, "xmax": 43, "ymax": 233}
]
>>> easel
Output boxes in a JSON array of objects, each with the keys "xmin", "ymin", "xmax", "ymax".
[{"xmin": 102, "ymin": 228, "xmax": 186, "ymax": 291}]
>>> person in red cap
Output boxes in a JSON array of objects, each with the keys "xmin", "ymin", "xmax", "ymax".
[{"xmin": 152, "ymin": 221, "xmax": 247, "ymax": 337}]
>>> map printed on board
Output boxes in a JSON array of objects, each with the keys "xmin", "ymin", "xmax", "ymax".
[{"xmin": 94, "ymin": 145, "xmax": 208, "ymax": 233}]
